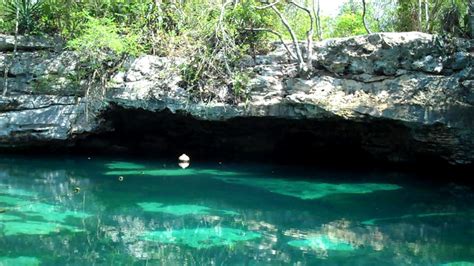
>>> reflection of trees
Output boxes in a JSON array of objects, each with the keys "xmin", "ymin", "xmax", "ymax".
[
  {"xmin": 0, "ymin": 159, "xmax": 472, "ymax": 264},
  {"xmin": 282, "ymin": 218, "xmax": 474, "ymax": 264},
  {"xmin": 0, "ymin": 159, "xmax": 110, "ymax": 264},
  {"xmin": 100, "ymin": 214, "xmax": 288, "ymax": 264}
]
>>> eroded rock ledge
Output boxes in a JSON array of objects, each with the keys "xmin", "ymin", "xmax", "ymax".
[{"xmin": 0, "ymin": 32, "xmax": 473, "ymax": 166}]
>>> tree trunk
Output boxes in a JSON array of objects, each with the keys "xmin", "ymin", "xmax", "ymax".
[
  {"xmin": 470, "ymin": 0, "xmax": 474, "ymax": 38},
  {"xmin": 270, "ymin": 5, "xmax": 306, "ymax": 73},
  {"xmin": 362, "ymin": 0, "xmax": 371, "ymax": 34},
  {"xmin": 3, "ymin": 3, "xmax": 19, "ymax": 97},
  {"xmin": 317, "ymin": 0, "xmax": 322, "ymax": 40},
  {"xmin": 290, "ymin": 1, "xmax": 314, "ymax": 74},
  {"xmin": 312, "ymin": 0, "xmax": 322, "ymax": 40},
  {"xmin": 424, "ymin": 0, "xmax": 429, "ymax": 31},
  {"xmin": 257, "ymin": 1, "xmax": 314, "ymax": 76},
  {"xmin": 418, "ymin": 0, "xmax": 422, "ymax": 31}
]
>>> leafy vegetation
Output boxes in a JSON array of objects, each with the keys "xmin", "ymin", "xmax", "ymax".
[
  {"xmin": 1, "ymin": 0, "xmax": 471, "ymax": 48},
  {"xmin": 0, "ymin": 0, "xmax": 472, "ymax": 99}
]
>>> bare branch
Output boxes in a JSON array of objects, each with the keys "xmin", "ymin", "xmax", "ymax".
[
  {"xmin": 243, "ymin": 28, "xmax": 297, "ymax": 59},
  {"xmin": 289, "ymin": 1, "xmax": 314, "ymax": 66},
  {"xmin": 418, "ymin": 0, "xmax": 423, "ymax": 31},
  {"xmin": 255, "ymin": 0, "xmax": 282, "ymax": 10},
  {"xmin": 362, "ymin": 0, "xmax": 371, "ymax": 34},
  {"xmin": 312, "ymin": 0, "xmax": 322, "ymax": 41},
  {"xmin": 216, "ymin": 1, "xmax": 234, "ymax": 76},
  {"xmin": 3, "ymin": 4, "xmax": 19, "ymax": 96},
  {"xmin": 270, "ymin": 5, "xmax": 305, "ymax": 70}
]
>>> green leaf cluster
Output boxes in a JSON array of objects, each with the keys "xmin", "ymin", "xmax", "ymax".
[
  {"xmin": 0, "ymin": 0, "xmax": 43, "ymax": 34},
  {"xmin": 67, "ymin": 16, "xmax": 140, "ymax": 56}
]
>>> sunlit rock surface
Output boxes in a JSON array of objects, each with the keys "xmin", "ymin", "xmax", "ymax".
[
  {"xmin": 0, "ymin": 34, "xmax": 57, "ymax": 51},
  {"xmin": 0, "ymin": 33, "xmax": 473, "ymax": 165}
]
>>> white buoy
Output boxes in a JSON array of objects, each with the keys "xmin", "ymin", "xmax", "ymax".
[
  {"xmin": 179, "ymin": 154, "xmax": 190, "ymax": 162},
  {"xmin": 179, "ymin": 162, "xmax": 190, "ymax": 169}
]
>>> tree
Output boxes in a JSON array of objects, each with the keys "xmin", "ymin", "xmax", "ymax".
[
  {"xmin": 469, "ymin": 0, "xmax": 474, "ymax": 38},
  {"xmin": 418, "ymin": 0, "xmax": 422, "ymax": 31},
  {"xmin": 362, "ymin": 0, "xmax": 371, "ymax": 34},
  {"xmin": 312, "ymin": 0, "xmax": 322, "ymax": 40},
  {"xmin": 395, "ymin": 0, "xmax": 469, "ymax": 36},
  {"xmin": 255, "ymin": 0, "xmax": 315, "ymax": 76},
  {"xmin": 2, "ymin": 1, "xmax": 19, "ymax": 96},
  {"xmin": 328, "ymin": 1, "xmax": 370, "ymax": 38},
  {"xmin": 396, "ymin": 0, "xmax": 419, "ymax": 31}
]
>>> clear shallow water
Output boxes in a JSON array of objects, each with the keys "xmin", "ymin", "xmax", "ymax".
[{"xmin": 0, "ymin": 157, "xmax": 473, "ymax": 266}]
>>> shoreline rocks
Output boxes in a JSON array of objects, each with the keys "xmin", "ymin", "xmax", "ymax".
[{"xmin": 0, "ymin": 32, "xmax": 473, "ymax": 166}]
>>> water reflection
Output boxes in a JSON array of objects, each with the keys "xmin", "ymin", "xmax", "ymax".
[{"xmin": 0, "ymin": 158, "xmax": 472, "ymax": 265}]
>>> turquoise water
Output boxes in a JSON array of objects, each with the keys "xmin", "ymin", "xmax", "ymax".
[{"xmin": 0, "ymin": 157, "xmax": 473, "ymax": 265}]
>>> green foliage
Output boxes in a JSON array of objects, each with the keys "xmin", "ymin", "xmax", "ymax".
[
  {"xmin": 231, "ymin": 71, "xmax": 251, "ymax": 101},
  {"xmin": 180, "ymin": 53, "xmax": 208, "ymax": 91},
  {"xmin": 0, "ymin": 0, "xmax": 472, "ymax": 100},
  {"xmin": 396, "ymin": 0, "xmax": 419, "ymax": 32},
  {"xmin": 226, "ymin": 0, "xmax": 275, "ymax": 53},
  {"xmin": 324, "ymin": 0, "xmax": 388, "ymax": 38},
  {"xmin": 285, "ymin": 7, "xmax": 312, "ymax": 40},
  {"xmin": 329, "ymin": 13, "xmax": 367, "ymax": 38},
  {"xmin": 37, "ymin": 0, "xmax": 86, "ymax": 38},
  {"xmin": 0, "ymin": 14, "xmax": 13, "ymax": 32},
  {"xmin": 396, "ymin": 0, "xmax": 469, "ymax": 36},
  {"xmin": 0, "ymin": 0, "xmax": 43, "ymax": 34},
  {"xmin": 173, "ymin": 0, "xmax": 274, "ymax": 100},
  {"xmin": 67, "ymin": 16, "xmax": 141, "ymax": 56},
  {"xmin": 32, "ymin": 74, "xmax": 83, "ymax": 96}
]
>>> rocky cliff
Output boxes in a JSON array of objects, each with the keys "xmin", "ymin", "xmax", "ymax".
[{"xmin": 0, "ymin": 32, "xmax": 473, "ymax": 166}]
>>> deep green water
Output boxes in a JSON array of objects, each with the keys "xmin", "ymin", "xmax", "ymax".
[{"xmin": 0, "ymin": 157, "xmax": 473, "ymax": 266}]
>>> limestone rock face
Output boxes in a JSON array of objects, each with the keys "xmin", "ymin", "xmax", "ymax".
[
  {"xmin": 0, "ymin": 34, "xmax": 58, "ymax": 52},
  {"xmin": 0, "ymin": 95, "xmax": 102, "ymax": 147},
  {"xmin": 0, "ymin": 33, "xmax": 473, "ymax": 165}
]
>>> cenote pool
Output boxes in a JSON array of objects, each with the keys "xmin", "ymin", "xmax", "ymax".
[{"xmin": 0, "ymin": 157, "xmax": 473, "ymax": 265}]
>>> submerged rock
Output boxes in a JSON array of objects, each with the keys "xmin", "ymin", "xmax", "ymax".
[
  {"xmin": 361, "ymin": 211, "xmax": 472, "ymax": 226},
  {"xmin": 440, "ymin": 262, "xmax": 474, "ymax": 266},
  {"xmin": 1, "ymin": 220, "xmax": 83, "ymax": 236},
  {"xmin": 288, "ymin": 235, "xmax": 356, "ymax": 251},
  {"xmin": 0, "ymin": 187, "xmax": 90, "ymax": 236},
  {"xmin": 0, "ymin": 33, "xmax": 473, "ymax": 167},
  {"xmin": 104, "ymin": 168, "xmax": 242, "ymax": 177},
  {"xmin": 106, "ymin": 161, "xmax": 146, "ymax": 170},
  {"xmin": 215, "ymin": 176, "xmax": 401, "ymax": 200},
  {"xmin": 0, "ymin": 256, "xmax": 41, "ymax": 266},
  {"xmin": 140, "ymin": 227, "xmax": 261, "ymax": 249},
  {"xmin": 137, "ymin": 202, "xmax": 238, "ymax": 216}
]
